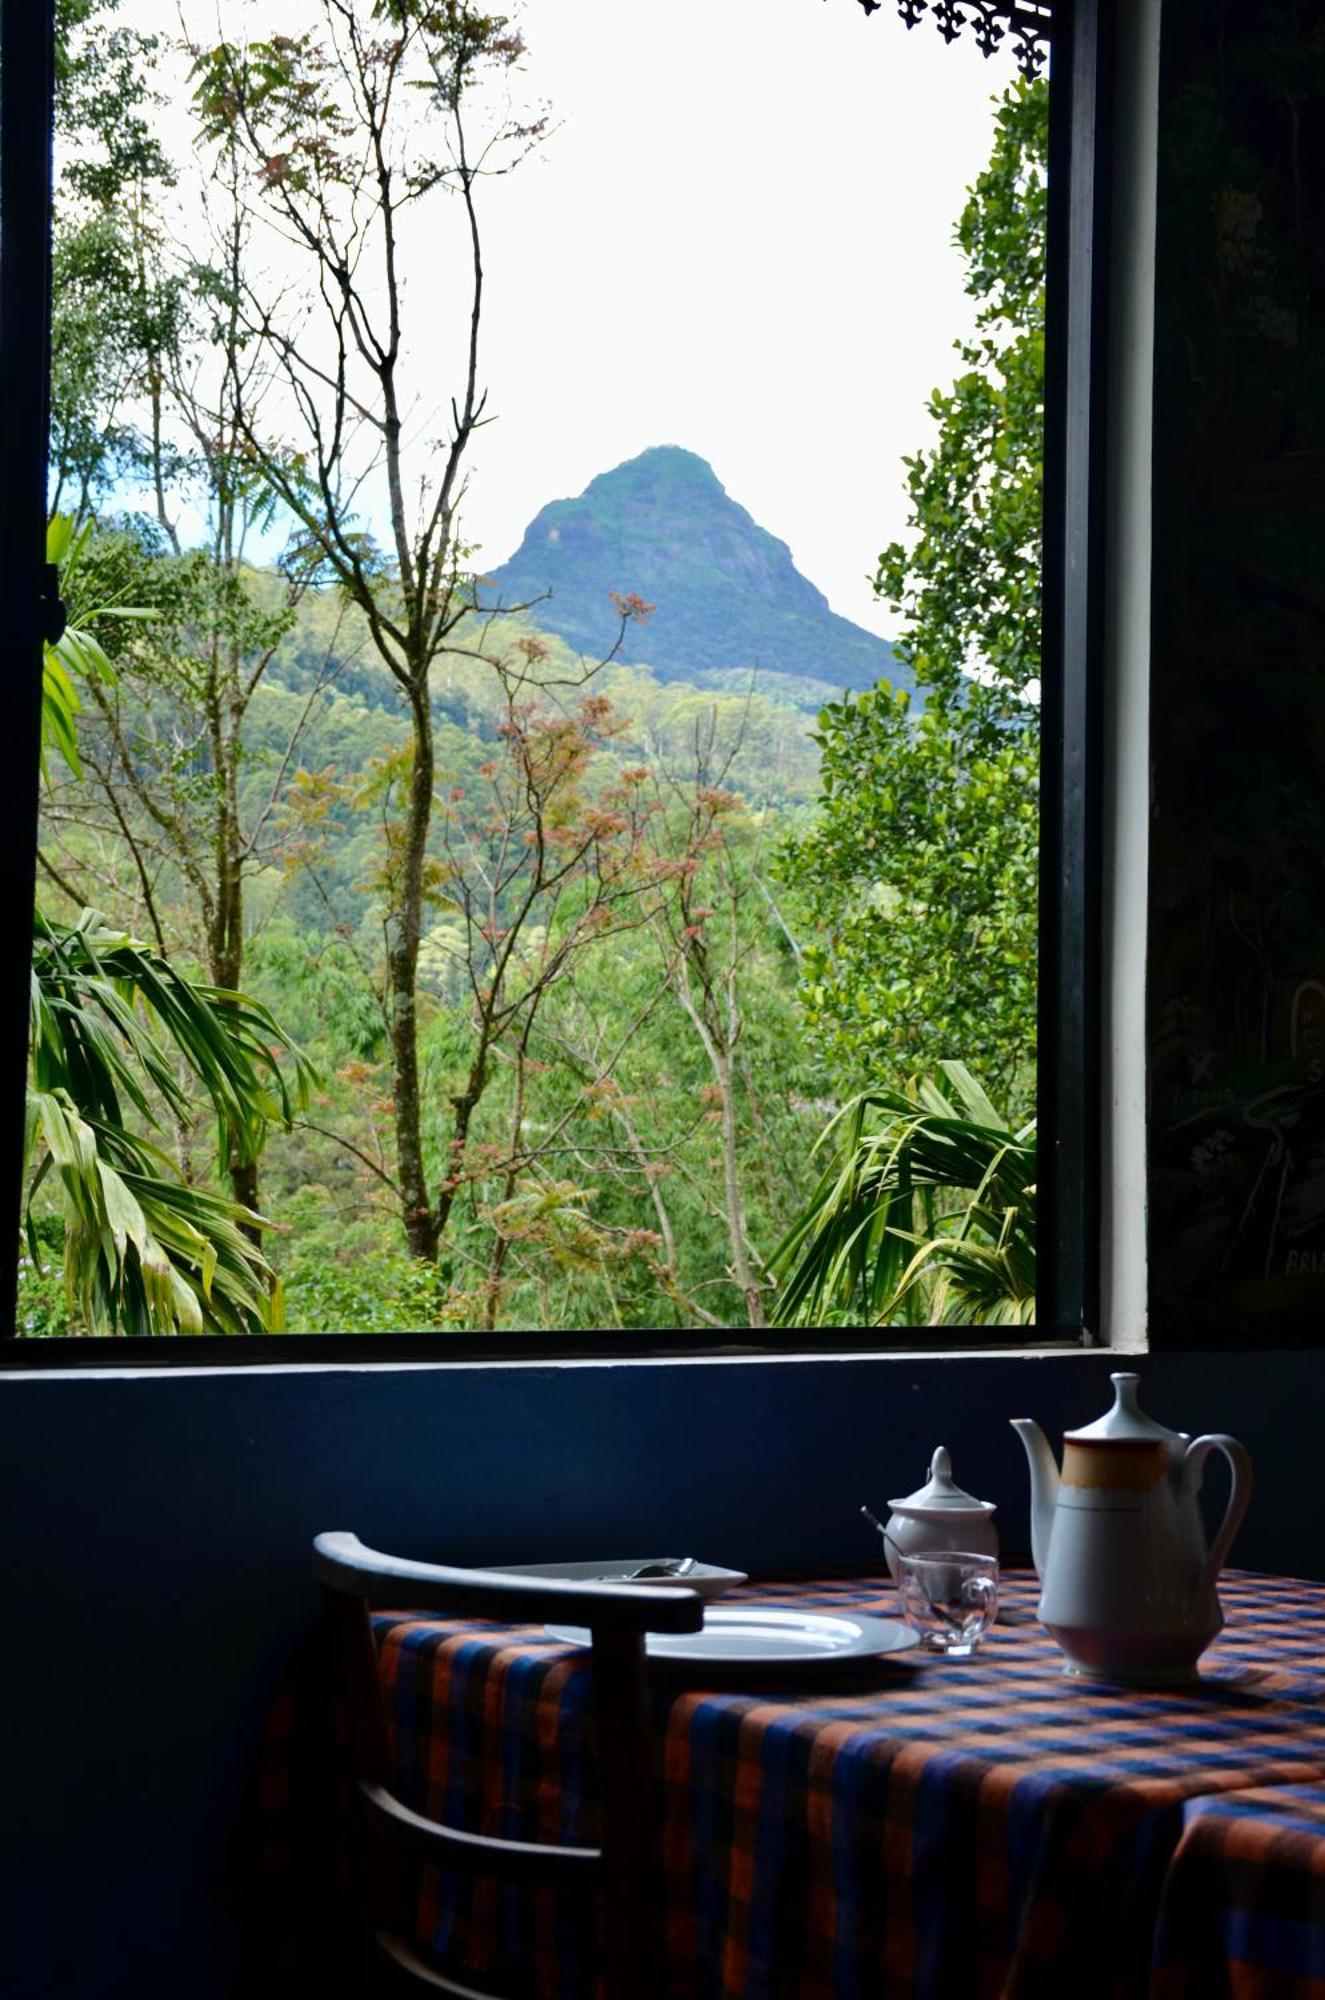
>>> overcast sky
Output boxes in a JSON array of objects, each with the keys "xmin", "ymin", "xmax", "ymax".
[{"xmin": 120, "ymin": 1, "xmax": 1019, "ymax": 639}]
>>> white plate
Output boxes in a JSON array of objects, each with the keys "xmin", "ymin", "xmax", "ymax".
[
  {"xmin": 499, "ymin": 1558, "xmax": 747, "ymax": 1601},
  {"xmin": 546, "ymin": 1604, "xmax": 920, "ymax": 1675}
]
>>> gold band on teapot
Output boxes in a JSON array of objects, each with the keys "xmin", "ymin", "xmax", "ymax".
[{"xmin": 1061, "ymin": 1440, "xmax": 1167, "ymax": 1492}]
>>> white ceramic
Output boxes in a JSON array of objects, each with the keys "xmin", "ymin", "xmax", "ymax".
[
  {"xmin": 1011, "ymin": 1373, "xmax": 1254, "ymax": 1683},
  {"xmin": 546, "ymin": 1605, "xmax": 920, "ymax": 1675},
  {"xmin": 882, "ymin": 1446, "xmax": 999, "ymax": 1584},
  {"xmin": 499, "ymin": 1558, "xmax": 747, "ymax": 1602}
]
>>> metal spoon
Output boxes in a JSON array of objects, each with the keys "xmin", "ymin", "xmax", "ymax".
[
  {"xmin": 862, "ymin": 1507, "xmax": 974, "ymax": 1633},
  {"xmin": 860, "ymin": 1504, "xmax": 904, "ymax": 1565},
  {"xmin": 619, "ymin": 1557, "xmax": 697, "ymax": 1581}
]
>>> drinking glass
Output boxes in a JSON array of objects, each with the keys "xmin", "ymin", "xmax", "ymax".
[{"xmin": 897, "ymin": 1550, "xmax": 999, "ymax": 1656}]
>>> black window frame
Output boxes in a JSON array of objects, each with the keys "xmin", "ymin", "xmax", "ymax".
[{"xmin": 0, "ymin": 0, "xmax": 1109, "ymax": 1368}]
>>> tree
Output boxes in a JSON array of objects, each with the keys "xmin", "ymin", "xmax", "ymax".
[
  {"xmin": 782, "ymin": 79, "xmax": 1046, "ymax": 1113},
  {"xmin": 642, "ymin": 718, "xmax": 788, "ymax": 1328},
  {"xmin": 359, "ymin": 649, "xmax": 678, "ymax": 1323},
  {"xmin": 58, "ymin": 286, "xmax": 347, "ymax": 1221},
  {"xmin": 27, "ymin": 526, "xmax": 310, "ymax": 1333},
  {"xmin": 422, "ymin": 718, "xmax": 822, "ymax": 1335},
  {"xmin": 44, "ymin": 35, "xmax": 345, "ymax": 1221},
  {"xmin": 50, "ymin": 0, "xmax": 184, "ymax": 518},
  {"xmin": 190, "ymin": 3, "xmax": 550, "ymax": 1262},
  {"xmin": 258, "ymin": 667, "xmax": 825, "ymax": 1335},
  {"xmin": 52, "ymin": 529, "xmax": 342, "ymax": 1223}
]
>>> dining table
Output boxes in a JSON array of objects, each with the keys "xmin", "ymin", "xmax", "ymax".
[{"xmin": 260, "ymin": 1565, "xmax": 1325, "ymax": 2000}]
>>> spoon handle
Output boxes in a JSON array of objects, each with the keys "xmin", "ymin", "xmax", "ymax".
[{"xmin": 860, "ymin": 1505, "xmax": 904, "ymax": 1563}]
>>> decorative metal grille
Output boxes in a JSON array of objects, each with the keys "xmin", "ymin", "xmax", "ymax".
[{"xmin": 854, "ymin": 0, "xmax": 1053, "ymax": 80}]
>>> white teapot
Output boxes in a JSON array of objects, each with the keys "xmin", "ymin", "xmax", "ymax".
[
  {"xmin": 1011, "ymin": 1373, "xmax": 1253, "ymax": 1683},
  {"xmin": 880, "ymin": 1446, "xmax": 999, "ymax": 1584}
]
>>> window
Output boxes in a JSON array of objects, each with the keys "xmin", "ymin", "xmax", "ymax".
[{"xmin": 0, "ymin": 0, "xmax": 1112, "ymax": 1362}]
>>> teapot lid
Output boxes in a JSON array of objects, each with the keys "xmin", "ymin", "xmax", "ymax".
[
  {"xmin": 1065, "ymin": 1372, "xmax": 1184, "ymax": 1447},
  {"xmin": 889, "ymin": 1445, "xmax": 996, "ymax": 1516}
]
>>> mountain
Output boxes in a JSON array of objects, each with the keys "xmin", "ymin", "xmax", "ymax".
[{"xmin": 484, "ymin": 446, "xmax": 907, "ymax": 698}]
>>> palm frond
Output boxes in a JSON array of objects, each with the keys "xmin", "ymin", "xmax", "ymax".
[
  {"xmin": 769, "ymin": 1067, "xmax": 1036, "ymax": 1328},
  {"xmin": 31, "ymin": 908, "xmax": 316, "ymax": 1167},
  {"xmin": 27, "ymin": 1089, "xmax": 280, "ymax": 1334},
  {"xmin": 41, "ymin": 513, "xmax": 122, "ymax": 782},
  {"xmin": 26, "ymin": 912, "xmax": 314, "ymax": 1334}
]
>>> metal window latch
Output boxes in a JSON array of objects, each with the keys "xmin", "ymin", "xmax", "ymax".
[{"xmin": 40, "ymin": 563, "xmax": 67, "ymax": 647}]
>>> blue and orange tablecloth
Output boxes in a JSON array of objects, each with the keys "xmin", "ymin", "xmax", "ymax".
[
  {"xmin": 353, "ymin": 1569, "xmax": 1325, "ymax": 1998},
  {"xmin": 261, "ymin": 1568, "xmax": 1325, "ymax": 1997},
  {"xmin": 1152, "ymin": 1782, "xmax": 1325, "ymax": 1999}
]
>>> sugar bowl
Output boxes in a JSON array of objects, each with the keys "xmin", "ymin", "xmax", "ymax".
[{"xmin": 875, "ymin": 1446, "xmax": 999, "ymax": 1584}]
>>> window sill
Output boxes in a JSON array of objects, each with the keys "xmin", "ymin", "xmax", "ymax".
[{"xmin": 0, "ymin": 1329, "xmax": 1102, "ymax": 1379}]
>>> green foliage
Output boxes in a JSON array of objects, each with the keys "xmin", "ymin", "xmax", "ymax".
[
  {"xmin": 38, "ymin": 510, "xmax": 827, "ymax": 1333},
  {"xmin": 55, "ymin": 0, "xmax": 173, "ymax": 202},
  {"xmin": 30, "ymin": 518, "xmax": 315, "ymax": 1335},
  {"xmin": 875, "ymin": 79, "xmax": 1046, "ymax": 719},
  {"xmin": 191, "ymin": 3, "xmax": 530, "ymax": 185},
  {"xmin": 279, "ymin": 1223, "xmax": 461, "ymax": 1335},
  {"xmin": 41, "ymin": 514, "xmax": 152, "ymax": 781},
  {"xmin": 16, "ymin": 1227, "xmax": 71, "ymax": 1337},
  {"xmin": 227, "ymin": 756, "xmax": 828, "ymax": 1333},
  {"xmin": 26, "ymin": 1083, "xmax": 272, "ymax": 1336},
  {"xmin": 51, "ymin": 0, "xmax": 184, "ymax": 515},
  {"xmin": 36, "ymin": 7, "xmax": 1044, "ymax": 1335},
  {"xmin": 26, "ymin": 911, "xmax": 308, "ymax": 1333},
  {"xmin": 781, "ymin": 80, "xmax": 1046, "ymax": 1110},
  {"xmin": 770, "ymin": 1063, "xmax": 1036, "ymax": 1328},
  {"xmin": 788, "ymin": 680, "xmax": 1038, "ymax": 1106}
]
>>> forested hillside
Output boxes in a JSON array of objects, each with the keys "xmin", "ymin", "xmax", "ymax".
[{"xmin": 32, "ymin": 558, "xmax": 834, "ymax": 1334}]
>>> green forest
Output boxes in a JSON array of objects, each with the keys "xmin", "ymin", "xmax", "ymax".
[{"xmin": 25, "ymin": 1, "xmax": 1044, "ymax": 1338}]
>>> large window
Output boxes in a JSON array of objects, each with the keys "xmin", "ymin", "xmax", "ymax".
[{"xmin": 0, "ymin": 0, "xmax": 1107, "ymax": 1359}]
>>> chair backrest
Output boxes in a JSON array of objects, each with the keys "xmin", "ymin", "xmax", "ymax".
[{"xmin": 312, "ymin": 1531, "xmax": 703, "ymax": 2000}]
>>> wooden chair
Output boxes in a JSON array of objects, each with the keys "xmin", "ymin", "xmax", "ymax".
[{"xmin": 312, "ymin": 1531, "xmax": 704, "ymax": 2000}]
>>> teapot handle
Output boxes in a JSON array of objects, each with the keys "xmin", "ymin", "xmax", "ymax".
[{"xmin": 1185, "ymin": 1434, "xmax": 1254, "ymax": 1590}]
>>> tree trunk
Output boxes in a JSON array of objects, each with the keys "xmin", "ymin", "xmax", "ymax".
[
  {"xmin": 387, "ymin": 678, "xmax": 439, "ymax": 1261},
  {"xmin": 712, "ymin": 1045, "xmax": 765, "ymax": 1328},
  {"xmin": 482, "ymin": 1041, "xmax": 533, "ymax": 1331},
  {"xmin": 208, "ymin": 665, "xmax": 262, "ymax": 1238},
  {"xmin": 434, "ymin": 1052, "xmax": 487, "ymax": 1249},
  {"xmin": 229, "ymin": 1156, "xmax": 260, "ymax": 1220},
  {"xmin": 671, "ymin": 952, "xmax": 765, "ymax": 1330}
]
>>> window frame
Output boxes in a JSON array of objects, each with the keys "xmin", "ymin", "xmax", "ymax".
[{"xmin": 0, "ymin": 0, "xmax": 1108, "ymax": 1368}]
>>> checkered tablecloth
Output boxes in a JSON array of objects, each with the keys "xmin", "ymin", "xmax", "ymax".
[
  {"xmin": 365, "ymin": 1570, "xmax": 1325, "ymax": 2000},
  {"xmin": 1152, "ymin": 1784, "xmax": 1325, "ymax": 2000}
]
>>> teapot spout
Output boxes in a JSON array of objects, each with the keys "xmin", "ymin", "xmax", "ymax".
[{"xmin": 1010, "ymin": 1418, "xmax": 1060, "ymax": 1579}]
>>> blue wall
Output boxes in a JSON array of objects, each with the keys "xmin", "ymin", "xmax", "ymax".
[{"xmin": 1, "ymin": 1348, "xmax": 1319, "ymax": 1999}]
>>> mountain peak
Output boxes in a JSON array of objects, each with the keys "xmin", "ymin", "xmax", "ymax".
[
  {"xmin": 487, "ymin": 448, "xmax": 904, "ymax": 696},
  {"xmin": 597, "ymin": 443, "xmax": 718, "ymax": 478},
  {"xmin": 578, "ymin": 446, "xmax": 737, "ymax": 515}
]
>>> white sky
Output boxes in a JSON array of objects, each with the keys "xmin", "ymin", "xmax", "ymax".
[{"xmin": 119, "ymin": 1, "xmax": 1019, "ymax": 639}]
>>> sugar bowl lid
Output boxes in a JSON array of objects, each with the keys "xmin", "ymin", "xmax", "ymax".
[{"xmin": 889, "ymin": 1446, "xmax": 996, "ymax": 1518}]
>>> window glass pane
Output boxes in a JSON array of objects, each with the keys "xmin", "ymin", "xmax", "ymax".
[{"xmin": 29, "ymin": 0, "xmax": 1043, "ymax": 1339}]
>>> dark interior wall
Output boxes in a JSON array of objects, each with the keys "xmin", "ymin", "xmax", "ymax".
[
  {"xmin": 0, "ymin": 1349, "xmax": 1316, "ymax": 2000},
  {"xmin": 1148, "ymin": 0, "xmax": 1325, "ymax": 1343}
]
